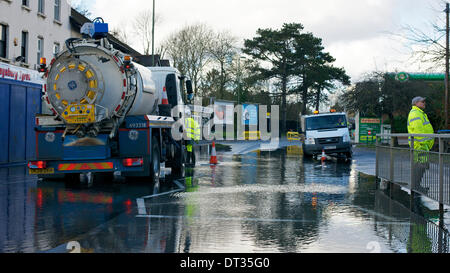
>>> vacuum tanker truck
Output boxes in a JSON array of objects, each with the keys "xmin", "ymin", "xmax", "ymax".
[{"xmin": 27, "ymin": 20, "xmax": 191, "ymax": 183}]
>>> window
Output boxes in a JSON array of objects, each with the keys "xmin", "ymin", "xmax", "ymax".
[
  {"xmin": 53, "ymin": 42, "xmax": 60, "ymax": 56},
  {"xmin": 0, "ymin": 24, "xmax": 7, "ymax": 58},
  {"xmin": 21, "ymin": 31, "xmax": 28, "ymax": 63},
  {"xmin": 37, "ymin": 37, "xmax": 44, "ymax": 64},
  {"xmin": 38, "ymin": 0, "xmax": 45, "ymax": 14},
  {"xmin": 54, "ymin": 0, "xmax": 60, "ymax": 21},
  {"xmin": 22, "ymin": 0, "xmax": 29, "ymax": 6},
  {"xmin": 305, "ymin": 115, "xmax": 347, "ymax": 131}
]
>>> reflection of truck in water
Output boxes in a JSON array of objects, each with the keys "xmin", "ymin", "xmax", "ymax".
[
  {"xmin": 28, "ymin": 19, "xmax": 192, "ymax": 183},
  {"xmin": 301, "ymin": 111, "xmax": 352, "ymax": 159}
]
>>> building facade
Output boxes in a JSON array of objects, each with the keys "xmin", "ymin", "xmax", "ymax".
[{"xmin": 0, "ymin": 0, "xmax": 71, "ymax": 70}]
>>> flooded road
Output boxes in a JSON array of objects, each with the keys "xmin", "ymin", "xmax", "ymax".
[{"xmin": 0, "ymin": 145, "xmax": 448, "ymax": 253}]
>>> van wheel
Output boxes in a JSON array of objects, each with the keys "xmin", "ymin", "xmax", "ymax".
[
  {"xmin": 345, "ymin": 152, "xmax": 352, "ymax": 159},
  {"xmin": 150, "ymin": 137, "xmax": 161, "ymax": 183}
]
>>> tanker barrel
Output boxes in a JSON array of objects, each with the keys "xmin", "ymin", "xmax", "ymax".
[{"xmin": 43, "ymin": 42, "xmax": 158, "ymax": 126}]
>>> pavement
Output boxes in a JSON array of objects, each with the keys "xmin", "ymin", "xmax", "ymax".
[{"xmin": 351, "ymin": 146, "xmax": 376, "ymax": 176}]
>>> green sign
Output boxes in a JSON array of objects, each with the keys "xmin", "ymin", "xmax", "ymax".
[
  {"xmin": 359, "ymin": 117, "xmax": 381, "ymax": 143},
  {"xmin": 396, "ymin": 72, "xmax": 409, "ymax": 82},
  {"xmin": 392, "ymin": 72, "xmax": 445, "ymax": 82}
]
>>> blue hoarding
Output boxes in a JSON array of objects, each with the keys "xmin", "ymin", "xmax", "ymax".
[
  {"xmin": 0, "ymin": 63, "xmax": 43, "ymax": 166},
  {"xmin": 242, "ymin": 104, "xmax": 258, "ymax": 126},
  {"xmin": 0, "ymin": 84, "xmax": 10, "ymax": 164}
]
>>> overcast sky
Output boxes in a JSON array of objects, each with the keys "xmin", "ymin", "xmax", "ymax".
[{"xmin": 69, "ymin": 0, "xmax": 446, "ymax": 82}]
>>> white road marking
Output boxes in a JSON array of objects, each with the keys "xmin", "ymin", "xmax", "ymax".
[
  {"xmin": 135, "ymin": 179, "xmax": 186, "ymax": 215},
  {"xmin": 136, "ymin": 198, "xmax": 146, "ymax": 215}
]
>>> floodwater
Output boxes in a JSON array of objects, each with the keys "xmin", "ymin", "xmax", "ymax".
[{"xmin": 0, "ymin": 145, "xmax": 448, "ymax": 253}]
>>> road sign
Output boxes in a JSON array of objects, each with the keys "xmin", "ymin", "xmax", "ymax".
[{"xmin": 359, "ymin": 117, "xmax": 381, "ymax": 143}]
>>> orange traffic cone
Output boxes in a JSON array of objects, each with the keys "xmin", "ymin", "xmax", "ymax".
[
  {"xmin": 321, "ymin": 149, "xmax": 326, "ymax": 163},
  {"xmin": 161, "ymin": 86, "xmax": 169, "ymax": 105},
  {"xmin": 210, "ymin": 141, "xmax": 218, "ymax": 165}
]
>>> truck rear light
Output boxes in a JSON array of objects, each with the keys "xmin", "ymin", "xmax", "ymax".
[
  {"xmin": 122, "ymin": 158, "xmax": 143, "ymax": 167},
  {"xmin": 28, "ymin": 161, "xmax": 47, "ymax": 169}
]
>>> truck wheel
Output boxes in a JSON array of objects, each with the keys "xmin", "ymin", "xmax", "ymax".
[
  {"xmin": 172, "ymin": 143, "xmax": 185, "ymax": 176},
  {"xmin": 81, "ymin": 172, "xmax": 94, "ymax": 184},
  {"xmin": 65, "ymin": 173, "xmax": 81, "ymax": 184},
  {"xmin": 94, "ymin": 172, "xmax": 115, "ymax": 184},
  {"xmin": 150, "ymin": 137, "xmax": 161, "ymax": 183}
]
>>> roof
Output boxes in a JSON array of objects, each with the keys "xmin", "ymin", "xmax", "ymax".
[
  {"xmin": 147, "ymin": 66, "xmax": 180, "ymax": 74},
  {"xmin": 303, "ymin": 112, "xmax": 347, "ymax": 118},
  {"xmin": 69, "ymin": 8, "xmax": 141, "ymax": 57}
]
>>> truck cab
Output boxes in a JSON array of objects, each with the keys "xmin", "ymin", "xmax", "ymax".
[
  {"xmin": 301, "ymin": 111, "xmax": 352, "ymax": 159},
  {"xmin": 147, "ymin": 66, "xmax": 187, "ymax": 108}
]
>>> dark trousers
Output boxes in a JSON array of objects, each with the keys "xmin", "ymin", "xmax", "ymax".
[
  {"xmin": 413, "ymin": 162, "xmax": 429, "ymax": 193},
  {"xmin": 186, "ymin": 141, "xmax": 195, "ymax": 166}
]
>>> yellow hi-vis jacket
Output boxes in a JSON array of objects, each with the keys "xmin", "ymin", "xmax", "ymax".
[
  {"xmin": 184, "ymin": 117, "xmax": 201, "ymax": 142},
  {"xmin": 407, "ymin": 106, "xmax": 434, "ymax": 151}
]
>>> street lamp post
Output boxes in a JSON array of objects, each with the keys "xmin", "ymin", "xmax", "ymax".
[
  {"xmin": 152, "ymin": 0, "xmax": 155, "ymax": 66},
  {"xmin": 446, "ymin": 2, "xmax": 449, "ymax": 129},
  {"xmin": 237, "ymin": 56, "xmax": 246, "ymax": 105}
]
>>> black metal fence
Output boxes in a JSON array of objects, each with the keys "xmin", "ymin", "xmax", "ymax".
[{"xmin": 375, "ymin": 190, "xmax": 450, "ymax": 253}]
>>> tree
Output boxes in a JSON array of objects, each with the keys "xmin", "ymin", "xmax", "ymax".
[
  {"xmin": 311, "ymin": 64, "xmax": 350, "ymax": 111},
  {"xmin": 162, "ymin": 24, "xmax": 214, "ymax": 96},
  {"xmin": 342, "ymin": 74, "xmax": 383, "ymax": 117},
  {"xmin": 342, "ymin": 72, "xmax": 446, "ymax": 132},
  {"xmin": 201, "ymin": 69, "xmax": 227, "ymax": 99},
  {"xmin": 243, "ymin": 23, "xmax": 303, "ymax": 133},
  {"xmin": 243, "ymin": 23, "xmax": 349, "ymax": 132},
  {"xmin": 110, "ymin": 26, "xmax": 130, "ymax": 45},
  {"xmin": 291, "ymin": 32, "xmax": 350, "ymax": 114},
  {"xmin": 71, "ymin": 2, "xmax": 92, "ymax": 19},
  {"xmin": 133, "ymin": 10, "xmax": 162, "ymax": 55},
  {"xmin": 230, "ymin": 56, "xmax": 268, "ymax": 104},
  {"xmin": 400, "ymin": 2, "xmax": 447, "ymax": 71},
  {"xmin": 208, "ymin": 31, "xmax": 238, "ymax": 99},
  {"xmin": 381, "ymin": 74, "xmax": 445, "ymax": 131}
]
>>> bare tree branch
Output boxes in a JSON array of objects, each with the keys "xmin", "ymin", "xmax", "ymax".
[
  {"xmin": 399, "ymin": 2, "xmax": 448, "ymax": 70},
  {"xmin": 133, "ymin": 10, "xmax": 162, "ymax": 55}
]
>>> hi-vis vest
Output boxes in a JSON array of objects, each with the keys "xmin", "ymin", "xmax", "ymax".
[
  {"xmin": 407, "ymin": 106, "xmax": 434, "ymax": 153},
  {"xmin": 184, "ymin": 117, "xmax": 201, "ymax": 142}
]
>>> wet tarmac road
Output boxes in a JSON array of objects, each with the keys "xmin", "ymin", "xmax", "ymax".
[{"xmin": 0, "ymin": 145, "xmax": 448, "ymax": 253}]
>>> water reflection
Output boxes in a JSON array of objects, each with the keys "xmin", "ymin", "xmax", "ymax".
[
  {"xmin": 0, "ymin": 145, "xmax": 448, "ymax": 253},
  {"xmin": 0, "ymin": 167, "xmax": 37, "ymax": 253},
  {"xmin": 0, "ymin": 166, "xmax": 162, "ymax": 253},
  {"xmin": 373, "ymin": 185, "xmax": 449, "ymax": 253}
]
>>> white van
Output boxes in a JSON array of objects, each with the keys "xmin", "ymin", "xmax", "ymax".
[{"xmin": 301, "ymin": 111, "xmax": 352, "ymax": 159}]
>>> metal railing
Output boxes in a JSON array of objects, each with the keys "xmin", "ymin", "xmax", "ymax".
[
  {"xmin": 376, "ymin": 134, "xmax": 450, "ymax": 206},
  {"xmin": 375, "ymin": 190, "xmax": 449, "ymax": 253}
]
